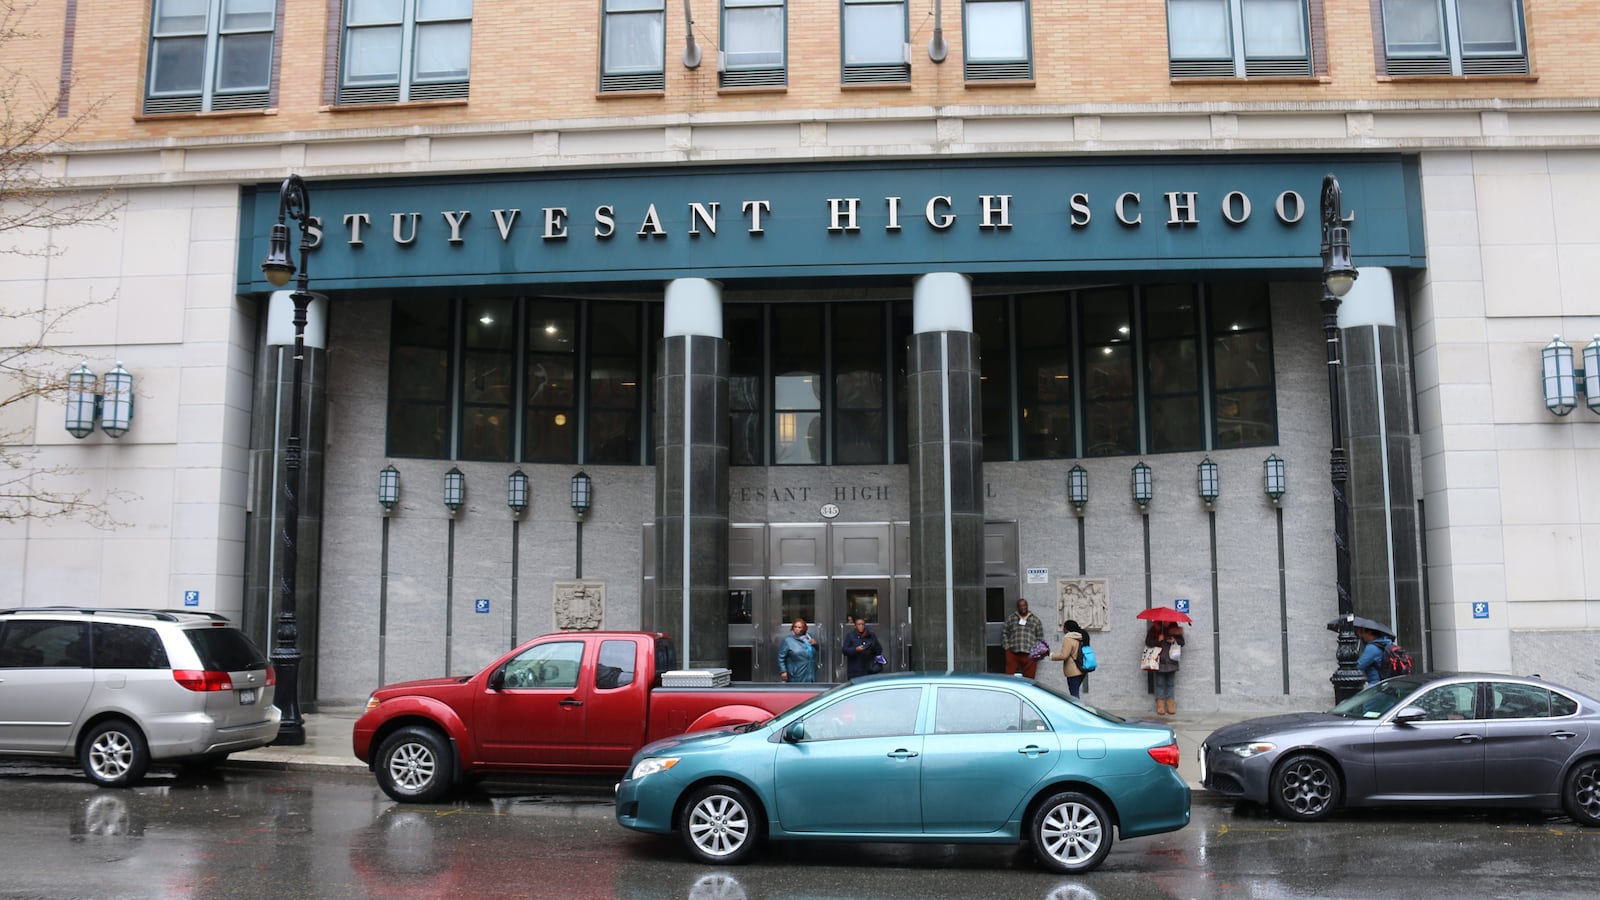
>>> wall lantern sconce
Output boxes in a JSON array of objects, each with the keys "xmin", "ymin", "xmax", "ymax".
[
  {"xmin": 1131, "ymin": 461, "xmax": 1153, "ymax": 512},
  {"xmin": 443, "ymin": 467, "xmax": 465, "ymax": 515},
  {"xmin": 1542, "ymin": 335, "xmax": 1600, "ymax": 416},
  {"xmin": 570, "ymin": 470, "xmax": 593, "ymax": 518},
  {"xmin": 1067, "ymin": 465, "xmax": 1088, "ymax": 513},
  {"xmin": 64, "ymin": 361, "xmax": 134, "ymax": 439},
  {"xmin": 507, "ymin": 469, "xmax": 530, "ymax": 516},
  {"xmin": 1264, "ymin": 454, "xmax": 1287, "ymax": 503},
  {"xmin": 378, "ymin": 465, "xmax": 400, "ymax": 513},
  {"xmin": 1197, "ymin": 457, "xmax": 1220, "ymax": 506}
]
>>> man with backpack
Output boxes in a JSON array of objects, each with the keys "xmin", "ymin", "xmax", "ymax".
[{"xmin": 1355, "ymin": 623, "xmax": 1411, "ymax": 685}]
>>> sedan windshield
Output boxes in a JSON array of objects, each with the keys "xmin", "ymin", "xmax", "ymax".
[{"xmin": 1329, "ymin": 677, "xmax": 1426, "ymax": 719}]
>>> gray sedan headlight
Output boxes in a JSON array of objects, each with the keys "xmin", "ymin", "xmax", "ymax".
[
  {"xmin": 629, "ymin": 757, "xmax": 680, "ymax": 779},
  {"xmin": 1221, "ymin": 741, "xmax": 1276, "ymax": 758}
]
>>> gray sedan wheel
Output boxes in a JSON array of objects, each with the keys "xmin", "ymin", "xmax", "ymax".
[
  {"xmin": 1030, "ymin": 791, "xmax": 1113, "ymax": 874},
  {"xmin": 79, "ymin": 720, "xmax": 150, "ymax": 788},
  {"xmin": 375, "ymin": 726, "xmax": 454, "ymax": 804},
  {"xmin": 1269, "ymin": 752, "xmax": 1341, "ymax": 821},
  {"xmin": 1563, "ymin": 757, "xmax": 1600, "ymax": 827},
  {"xmin": 678, "ymin": 784, "xmax": 761, "ymax": 865}
]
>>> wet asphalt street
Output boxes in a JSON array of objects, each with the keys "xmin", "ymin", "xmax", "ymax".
[{"xmin": 0, "ymin": 761, "xmax": 1595, "ymax": 899}]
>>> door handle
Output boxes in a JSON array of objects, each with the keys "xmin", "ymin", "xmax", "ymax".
[
  {"xmin": 887, "ymin": 749, "xmax": 919, "ymax": 760},
  {"xmin": 1549, "ymin": 731, "xmax": 1577, "ymax": 740},
  {"xmin": 1452, "ymin": 733, "xmax": 1481, "ymax": 743},
  {"xmin": 1017, "ymin": 745, "xmax": 1051, "ymax": 757},
  {"xmin": 560, "ymin": 698, "xmax": 584, "ymax": 707}
]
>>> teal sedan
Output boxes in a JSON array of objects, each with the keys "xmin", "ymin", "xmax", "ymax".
[{"xmin": 614, "ymin": 672, "xmax": 1189, "ymax": 873}]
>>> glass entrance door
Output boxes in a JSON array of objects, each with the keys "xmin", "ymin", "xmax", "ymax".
[
  {"xmin": 835, "ymin": 578, "xmax": 896, "ymax": 680},
  {"xmin": 773, "ymin": 579, "xmax": 829, "ymax": 681}
]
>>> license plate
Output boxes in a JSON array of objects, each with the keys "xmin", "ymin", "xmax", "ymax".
[{"xmin": 238, "ymin": 688, "xmax": 257, "ymax": 705}]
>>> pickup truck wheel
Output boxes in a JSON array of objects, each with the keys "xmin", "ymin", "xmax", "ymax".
[
  {"xmin": 375, "ymin": 726, "xmax": 453, "ymax": 803},
  {"xmin": 678, "ymin": 784, "xmax": 762, "ymax": 865}
]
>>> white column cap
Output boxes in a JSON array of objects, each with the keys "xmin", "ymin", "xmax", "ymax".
[
  {"xmin": 912, "ymin": 272, "xmax": 973, "ymax": 333},
  {"xmin": 664, "ymin": 278, "xmax": 724, "ymax": 338},
  {"xmin": 267, "ymin": 290, "xmax": 328, "ymax": 349}
]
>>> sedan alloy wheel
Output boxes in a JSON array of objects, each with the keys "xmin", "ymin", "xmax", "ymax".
[
  {"xmin": 1030, "ymin": 791, "xmax": 1113, "ymax": 873},
  {"xmin": 1270, "ymin": 753, "xmax": 1340, "ymax": 821},
  {"xmin": 679, "ymin": 784, "xmax": 761, "ymax": 865},
  {"xmin": 1564, "ymin": 758, "xmax": 1600, "ymax": 827}
]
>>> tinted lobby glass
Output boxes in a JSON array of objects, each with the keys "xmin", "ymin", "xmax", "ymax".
[{"xmin": 384, "ymin": 283, "xmax": 1277, "ymax": 465}]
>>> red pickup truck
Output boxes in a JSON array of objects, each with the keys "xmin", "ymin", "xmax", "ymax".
[{"xmin": 353, "ymin": 630, "xmax": 826, "ymax": 802}]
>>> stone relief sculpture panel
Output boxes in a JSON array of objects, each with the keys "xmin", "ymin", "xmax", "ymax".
[
  {"xmin": 554, "ymin": 581, "xmax": 605, "ymax": 631},
  {"xmin": 1058, "ymin": 578, "xmax": 1109, "ymax": 633}
]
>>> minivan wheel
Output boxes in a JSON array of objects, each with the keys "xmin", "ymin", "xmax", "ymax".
[
  {"xmin": 678, "ymin": 784, "xmax": 762, "ymax": 865},
  {"xmin": 375, "ymin": 726, "xmax": 454, "ymax": 803},
  {"xmin": 1030, "ymin": 791, "xmax": 1113, "ymax": 873},
  {"xmin": 80, "ymin": 720, "xmax": 150, "ymax": 788}
]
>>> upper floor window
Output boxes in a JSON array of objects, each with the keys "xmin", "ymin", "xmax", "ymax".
[
  {"xmin": 842, "ymin": 0, "xmax": 910, "ymax": 84},
  {"xmin": 340, "ymin": 0, "xmax": 472, "ymax": 105},
  {"xmin": 720, "ymin": 0, "xmax": 786, "ymax": 88},
  {"xmin": 1167, "ymin": 0, "xmax": 1311, "ymax": 78},
  {"xmin": 144, "ymin": 0, "xmax": 275, "ymax": 115},
  {"xmin": 602, "ymin": 0, "xmax": 667, "ymax": 92},
  {"xmin": 1378, "ymin": 0, "xmax": 1528, "ymax": 76},
  {"xmin": 963, "ymin": 0, "xmax": 1032, "ymax": 82}
]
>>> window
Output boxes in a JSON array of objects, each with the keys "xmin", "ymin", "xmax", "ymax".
[
  {"xmin": 0, "ymin": 621, "xmax": 89, "ymax": 668},
  {"xmin": 1018, "ymin": 297, "xmax": 1073, "ymax": 459},
  {"xmin": 963, "ymin": 0, "xmax": 1031, "ymax": 81},
  {"xmin": 387, "ymin": 300, "xmax": 452, "ymax": 459},
  {"xmin": 595, "ymin": 640, "xmax": 637, "ymax": 690},
  {"xmin": 772, "ymin": 305, "xmax": 824, "ymax": 465},
  {"xmin": 728, "ymin": 306, "xmax": 766, "ymax": 466},
  {"xmin": 1167, "ymin": 0, "xmax": 1311, "ymax": 78},
  {"xmin": 1379, "ymin": 0, "xmax": 1527, "ymax": 76},
  {"xmin": 842, "ymin": 0, "xmax": 910, "ymax": 84},
  {"xmin": 1412, "ymin": 683, "xmax": 1479, "ymax": 721},
  {"xmin": 461, "ymin": 297, "xmax": 515, "ymax": 461},
  {"xmin": 1144, "ymin": 285, "xmax": 1203, "ymax": 453},
  {"xmin": 800, "ymin": 686, "xmax": 922, "ymax": 741},
  {"xmin": 144, "ymin": 0, "xmax": 276, "ymax": 114},
  {"xmin": 1079, "ymin": 287, "xmax": 1138, "ymax": 457},
  {"xmin": 93, "ymin": 624, "xmax": 170, "ymax": 669},
  {"xmin": 340, "ymin": 0, "xmax": 472, "ymax": 105},
  {"xmin": 502, "ymin": 641, "xmax": 583, "ymax": 689},
  {"xmin": 934, "ymin": 687, "xmax": 1048, "ymax": 734},
  {"xmin": 602, "ymin": 0, "xmax": 667, "ymax": 91},
  {"xmin": 1210, "ymin": 283, "xmax": 1276, "ymax": 449},
  {"xmin": 525, "ymin": 300, "xmax": 578, "ymax": 463},
  {"xmin": 587, "ymin": 303, "xmax": 646, "ymax": 464},
  {"xmin": 975, "ymin": 297, "xmax": 1015, "ymax": 461},
  {"xmin": 833, "ymin": 305, "xmax": 887, "ymax": 465},
  {"xmin": 721, "ymin": 0, "xmax": 786, "ymax": 88}
]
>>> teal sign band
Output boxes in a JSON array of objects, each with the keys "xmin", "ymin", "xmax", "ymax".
[{"xmin": 238, "ymin": 155, "xmax": 1423, "ymax": 294}]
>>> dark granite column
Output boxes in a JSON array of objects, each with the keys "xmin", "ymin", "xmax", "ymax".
[
  {"xmin": 244, "ymin": 291, "xmax": 328, "ymax": 708},
  {"xmin": 1340, "ymin": 269, "xmax": 1425, "ymax": 663},
  {"xmin": 654, "ymin": 279, "xmax": 730, "ymax": 669},
  {"xmin": 906, "ymin": 273, "xmax": 986, "ymax": 672}
]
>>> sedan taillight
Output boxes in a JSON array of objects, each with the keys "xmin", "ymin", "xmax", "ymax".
[
  {"xmin": 172, "ymin": 670, "xmax": 235, "ymax": 692},
  {"xmin": 1147, "ymin": 742, "xmax": 1182, "ymax": 768}
]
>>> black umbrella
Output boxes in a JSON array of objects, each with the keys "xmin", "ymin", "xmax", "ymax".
[{"xmin": 1325, "ymin": 615, "xmax": 1393, "ymax": 636}]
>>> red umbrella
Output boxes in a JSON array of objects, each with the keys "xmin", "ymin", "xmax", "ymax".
[{"xmin": 1136, "ymin": 607, "xmax": 1193, "ymax": 625}]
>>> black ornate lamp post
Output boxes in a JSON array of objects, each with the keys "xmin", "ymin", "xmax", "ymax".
[
  {"xmin": 259, "ymin": 174, "xmax": 315, "ymax": 745},
  {"xmin": 1319, "ymin": 173, "xmax": 1364, "ymax": 703}
]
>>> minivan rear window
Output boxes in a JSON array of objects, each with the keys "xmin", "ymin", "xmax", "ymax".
[{"xmin": 186, "ymin": 628, "xmax": 269, "ymax": 671}]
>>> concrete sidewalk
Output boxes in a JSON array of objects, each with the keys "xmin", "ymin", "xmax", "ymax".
[{"xmin": 228, "ymin": 704, "xmax": 1238, "ymax": 789}]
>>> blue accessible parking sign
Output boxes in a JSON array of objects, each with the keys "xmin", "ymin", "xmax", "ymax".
[
  {"xmin": 475, "ymin": 599, "xmax": 490, "ymax": 614},
  {"xmin": 1174, "ymin": 599, "xmax": 1191, "ymax": 614}
]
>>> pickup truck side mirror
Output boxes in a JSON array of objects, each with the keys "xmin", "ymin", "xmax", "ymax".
[
  {"xmin": 784, "ymin": 721, "xmax": 806, "ymax": 743},
  {"xmin": 488, "ymin": 667, "xmax": 506, "ymax": 691},
  {"xmin": 1391, "ymin": 705, "xmax": 1427, "ymax": 724}
]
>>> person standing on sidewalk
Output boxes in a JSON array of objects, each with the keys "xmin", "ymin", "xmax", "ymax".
[
  {"xmin": 1146, "ymin": 622, "xmax": 1185, "ymax": 715},
  {"xmin": 1002, "ymin": 599, "xmax": 1046, "ymax": 678},
  {"xmin": 1049, "ymin": 620, "xmax": 1089, "ymax": 698},
  {"xmin": 778, "ymin": 618, "xmax": 818, "ymax": 682}
]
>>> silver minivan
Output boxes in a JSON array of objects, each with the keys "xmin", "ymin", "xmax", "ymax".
[{"xmin": 0, "ymin": 607, "xmax": 280, "ymax": 786}]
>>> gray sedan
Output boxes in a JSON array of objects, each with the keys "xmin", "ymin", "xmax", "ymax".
[{"xmin": 1201, "ymin": 672, "xmax": 1600, "ymax": 825}]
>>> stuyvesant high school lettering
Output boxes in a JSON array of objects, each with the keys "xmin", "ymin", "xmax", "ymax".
[{"xmin": 298, "ymin": 188, "xmax": 1319, "ymax": 249}]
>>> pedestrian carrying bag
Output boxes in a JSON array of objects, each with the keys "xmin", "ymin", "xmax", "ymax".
[
  {"xmin": 1167, "ymin": 643, "xmax": 1181, "ymax": 661},
  {"xmin": 1377, "ymin": 642, "xmax": 1413, "ymax": 679},
  {"xmin": 1139, "ymin": 646, "xmax": 1162, "ymax": 671},
  {"xmin": 869, "ymin": 654, "xmax": 887, "ymax": 674},
  {"xmin": 1078, "ymin": 645, "xmax": 1098, "ymax": 673}
]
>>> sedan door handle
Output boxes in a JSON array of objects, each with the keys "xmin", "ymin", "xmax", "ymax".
[
  {"xmin": 1017, "ymin": 745, "xmax": 1051, "ymax": 757},
  {"xmin": 1549, "ymin": 731, "xmax": 1577, "ymax": 740},
  {"xmin": 1452, "ymin": 733, "xmax": 1482, "ymax": 743},
  {"xmin": 559, "ymin": 698, "xmax": 584, "ymax": 707},
  {"xmin": 887, "ymin": 749, "xmax": 919, "ymax": 760}
]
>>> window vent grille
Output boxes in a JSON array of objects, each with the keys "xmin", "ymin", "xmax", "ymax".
[
  {"xmin": 1244, "ymin": 58, "xmax": 1312, "ymax": 77},
  {"xmin": 210, "ymin": 91, "xmax": 271, "ymax": 111},
  {"xmin": 1462, "ymin": 55, "xmax": 1529, "ymax": 76},
  {"xmin": 964, "ymin": 60, "xmax": 1032, "ymax": 82},
  {"xmin": 720, "ymin": 67, "xmax": 786, "ymax": 88},
  {"xmin": 601, "ymin": 72, "xmax": 666, "ymax": 92},
  {"xmin": 1384, "ymin": 57, "xmax": 1452, "ymax": 77},
  {"xmin": 409, "ymin": 81, "xmax": 469, "ymax": 101},
  {"xmin": 1169, "ymin": 59, "xmax": 1235, "ymax": 78},
  {"xmin": 142, "ymin": 95, "xmax": 203, "ymax": 115},
  {"xmin": 842, "ymin": 63, "xmax": 911, "ymax": 85},
  {"xmin": 338, "ymin": 84, "xmax": 401, "ymax": 105}
]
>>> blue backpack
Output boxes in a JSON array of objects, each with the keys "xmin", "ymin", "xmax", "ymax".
[{"xmin": 1078, "ymin": 645, "xmax": 1098, "ymax": 673}]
